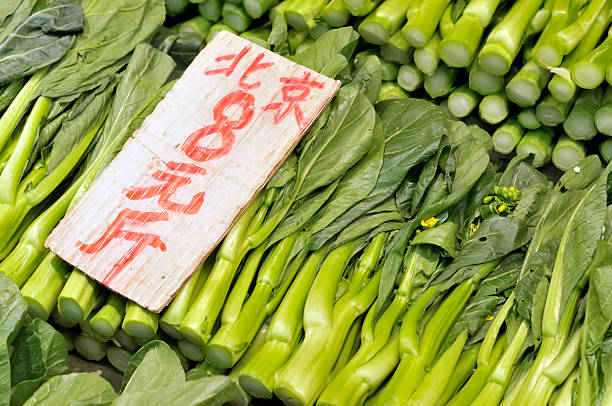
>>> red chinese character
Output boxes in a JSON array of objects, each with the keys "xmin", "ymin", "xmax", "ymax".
[
  {"xmin": 205, "ymin": 46, "xmax": 251, "ymax": 77},
  {"xmin": 239, "ymin": 53, "xmax": 274, "ymax": 90},
  {"xmin": 263, "ymin": 72, "xmax": 324, "ymax": 129},
  {"xmin": 76, "ymin": 209, "xmax": 169, "ymax": 284},
  {"xmin": 123, "ymin": 161, "xmax": 207, "ymax": 215},
  {"xmin": 182, "ymin": 90, "xmax": 255, "ymax": 162}
]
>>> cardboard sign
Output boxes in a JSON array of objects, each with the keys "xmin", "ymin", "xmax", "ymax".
[{"xmin": 46, "ymin": 31, "xmax": 340, "ymax": 311}]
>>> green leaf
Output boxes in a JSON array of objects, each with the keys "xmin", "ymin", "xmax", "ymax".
[
  {"xmin": 556, "ymin": 155, "xmax": 602, "ymax": 191},
  {"xmin": 23, "ymin": 373, "xmax": 115, "ymax": 406},
  {"xmin": 10, "ymin": 319, "xmax": 69, "ymax": 406},
  {"xmin": 121, "ymin": 340, "xmax": 184, "ymax": 393},
  {"xmin": 267, "ymin": 154, "xmax": 296, "ymax": 189},
  {"xmin": 395, "ymin": 176, "xmax": 417, "ymax": 218},
  {"xmin": 546, "ymin": 167, "xmax": 608, "ymax": 329},
  {"xmin": 308, "ymin": 98, "xmax": 447, "ymax": 249},
  {"xmin": 296, "ymin": 83, "xmax": 376, "ymax": 200},
  {"xmin": 112, "ymin": 375, "xmax": 237, "ymax": 406},
  {"xmin": 0, "ymin": 341, "xmax": 10, "ymax": 406},
  {"xmin": 46, "ymin": 78, "xmax": 116, "ymax": 174},
  {"xmin": 0, "ymin": 0, "xmax": 38, "ymax": 44},
  {"xmin": 151, "ymin": 28, "xmax": 203, "ymax": 78},
  {"xmin": 411, "ymin": 221, "xmax": 458, "ymax": 258},
  {"xmin": 41, "ymin": 0, "xmax": 166, "ymax": 98},
  {"xmin": 444, "ymin": 253, "xmax": 524, "ymax": 349},
  {"xmin": 0, "ymin": 0, "xmax": 83, "ymax": 84},
  {"xmin": 290, "ymin": 27, "xmax": 359, "ymax": 73},
  {"xmin": 304, "ymin": 117, "xmax": 384, "ymax": 238},
  {"xmin": 351, "ymin": 55, "xmax": 382, "ymax": 104},
  {"xmin": 499, "ymin": 157, "xmax": 551, "ymax": 190},
  {"xmin": 375, "ymin": 119, "xmax": 490, "ymax": 322},
  {"xmin": 0, "ymin": 78, "xmax": 23, "ymax": 112},
  {"xmin": 0, "ymin": 273, "xmax": 27, "ymax": 344},
  {"xmin": 268, "ymin": 179, "xmax": 339, "ymax": 246},
  {"xmin": 435, "ymin": 184, "xmax": 550, "ymax": 288}
]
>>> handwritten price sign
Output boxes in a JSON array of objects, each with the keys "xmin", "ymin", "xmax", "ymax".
[{"xmin": 46, "ymin": 32, "xmax": 340, "ymax": 311}]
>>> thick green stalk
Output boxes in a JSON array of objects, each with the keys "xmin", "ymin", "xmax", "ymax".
[
  {"xmin": 180, "ymin": 198, "xmax": 261, "ymax": 346},
  {"xmin": 550, "ymin": 0, "xmax": 612, "ymax": 66},
  {"xmin": 370, "ymin": 260, "xmax": 499, "ymax": 406},
  {"xmin": 198, "ymin": 0, "xmax": 222, "ymax": 21},
  {"xmin": 536, "ymin": 94, "xmax": 574, "ymax": 126},
  {"xmin": 106, "ymin": 346, "xmax": 133, "ymax": 373},
  {"xmin": 514, "ymin": 290, "xmax": 581, "ymax": 406},
  {"xmin": 205, "ymin": 23, "xmax": 238, "ymax": 42},
  {"xmin": 439, "ymin": 4, "xmax": 454, "ymax": 38},
  {"xmin": 0, "ymin": 96, "xmax": 52, "ymax": 204},
  {"xmin": 402, "ymin": 0, "xmax": 451, "ymax": 47},
  {"xmin": 320, "ymin": 0, "xmax": 349, "ymax": 27},
  {"xmin": 595, "ymin": 87, "xmax": 612, "ymax": 135},
  {"xmin": 160, "ymin": 261, "xmax": 211, "ymax": 340},
  {"xmin": 379, "ymin": 81, "xmax": 409, "ymax": 100},
  {"xmin": 506, "ymin": 60, "xmax": 552, "ymax": 107},
  {"xmin": 243, "ymin": 0, "xmax": 277, "ymax": 19},
  {"xmin": 24, "ymin": 103, "xmax": 109, "ymax": 206},
  {"xmin": 469, "ymin": 61, "xmax": 504, "ymax": 95},
  {"xmin": 564, "ymin": 88, "xmax": 602, "ymax": 140},
  {"xmin": 89, "ymin": 294, "xmax": 125, "ymax": 338},
  {"xmin": 51, "ymin": 307, "xmax": 77, "ymax": 328},
  {"xmin": 330, "ymin": 328, "xmax": 401, "ymax": 406},
  {"xmin": 343, "ymin": 0, "xmax": 382, "ymax": 17},
  {"xmin": 405, "ymin": 330, "xmax": 468, "ymax": 406},
  {"xmin": 492, "ymin": 118, "xmax": 525, "ymax": 154},
  {"xmin": 448, "ymin": 85, "xmax": 480, "ymax": 117},
  {"xmin": 358, "ymin": 0, "xmax": 414, "ymax": 45},
  {"xmin": 275, "ymin": 236, "xmax": 386, "ymax": 406},
  {"xmin": 283, "ymin": 0, "xmax": 327, "ymax": 31},
  {"xmin": 479, "ymin": 92, "xmax": 509, "ymax": 124},
  {"xmin": 552, "ymin": 369, "xmax": 578, "ymax": 406},
  {"xmin": 437, "ymin": 343, "xmax": 481, "ymax": 405},
  {"xmin": 74, "ymin": 334, "xmax": 108, "ymax": 361},
  {"xmin": 531, "ymin": 0, "xmax": 574, "ymax": 66},
  {"xmin": 222, "ymin": 3, "xmax": 252, "ymax": 32},
  {"xmin": 397, "ymin": 63, "xmax": 423, "ymax": 92},
  {"xmin": 572, "ymin": 34, "xmax": 612, "ymax": 89},
  {"xmin": 517, "ymin": 108, "xmax": 542, "ymax": 129},
  {"xmin": 122, "ymin": 301, "xmax": 159, "ymax": 339},
  {"xmin": 319, "ymin": 246, "xmax": 440, "ymax": 406},
  {"xmin": 114, "ymin": 329, "xmax": 138, "ymax": 352},
  {"xmin": 447, "ymin": 337, "xmax": 506, "ymax": 406},
  {"xmin": 478, "ymin": 0, "xmax": 545, "ymax": 75},
  {"xmin": 0, "ymin": 70, "xmax": 45, "ymax": 152},
  {"xmin": 424, "ymin": 64, "xmax": 457, "ymax": 98},
  {"xmin": 206, "ymin": 235, "xmax": 298, "ymax": 368},
  {"xmin": 1, "ymin": 173, "xmax": 84, "ymax": 286},
  {"xmin": 179, "ymin": 16, "xmax": 212, "ymax": 39},
  {"xmin": 238, "ymin": 248, "xmax": 326, "ymax": 399},
  {"xmin": 413, "ymin": 32, "xmax": 441, "ymax": 76},
  {"xmin": 439, "ymin": 0, "xmax": 503, "ymax": 67},
  {"xmin": 516, "ymin": 127, "xmax": 554, "ymax": 167},
  {"xmin": 179, "ymin": 339, "xmax": 206, "ymax": 362},
  {"xmin": 58, "ymin": 269, "xmax": 100, "ymax": 322},
  {"xmin": 471, "ymin": 321, "xmax": 530, "ymax": 406},
  {"xmin": 0, "ymin": 163, "xmax": 47, "ymax": 258},
  {"xmin": 21, "ymin": 252, "xmax": 71, "ymax": 320},
  {"xmin": 552, "ymin": 135, "xmax": 586, "ymax": 172},
  {"xmin": 600, "ymin": 138, "xmax": 612, "ymax": 163},
  {"xmin": 380, "ymin": 31, "xmax": 413, "ymax": 64},
  {"xmin": 548, "ymin": 2, "xmax": 610, "ymax": 102}
]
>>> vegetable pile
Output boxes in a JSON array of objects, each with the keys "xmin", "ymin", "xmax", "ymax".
[
  {"xmin": 0, "ymin": 1, "xmax": 612, "ymax": 406},
  {"xmin": 170, "ymin": 0, "xmax": 612, "ymax": 171}
]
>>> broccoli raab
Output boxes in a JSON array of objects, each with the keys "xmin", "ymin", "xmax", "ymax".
[{"xmin": 1, "ymin": 1, "xmax": 612, "ymax": 406}]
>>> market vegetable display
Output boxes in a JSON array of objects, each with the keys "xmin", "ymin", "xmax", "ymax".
[{"xmin": 1, "ymin": 0, "xmax": 612, "ymax": 406}]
